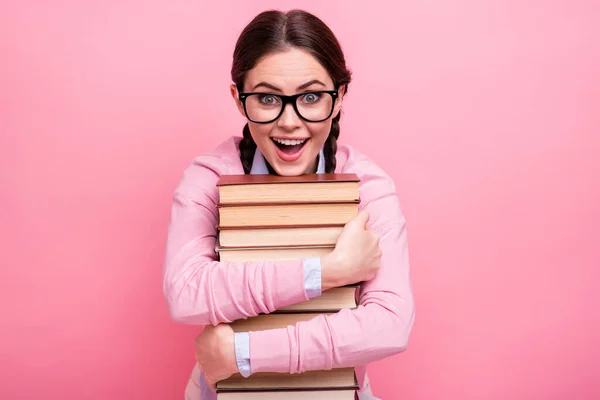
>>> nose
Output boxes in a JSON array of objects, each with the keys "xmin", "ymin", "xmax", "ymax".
[{"xmin": 277, "ymin": 103, "xmax": 301, "ymax": 130}]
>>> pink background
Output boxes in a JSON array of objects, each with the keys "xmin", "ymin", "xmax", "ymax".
[{"xmin": 1, "ymin": 1, "xmax": 599, "ymax": 398}]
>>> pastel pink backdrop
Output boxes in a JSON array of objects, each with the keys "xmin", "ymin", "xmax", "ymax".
[{"xmin": 1, "ymin": 1, "xmax": 599, "ymax": 398}]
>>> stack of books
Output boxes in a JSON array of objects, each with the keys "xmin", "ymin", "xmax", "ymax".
[{"xmin": 214, "ymin": 173, "xmax": 362, "ymax": 399}]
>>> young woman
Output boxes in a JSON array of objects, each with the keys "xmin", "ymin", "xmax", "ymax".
[{"xmin": 162, "ymin": 9, "xmax": 415, "ymax": 400}]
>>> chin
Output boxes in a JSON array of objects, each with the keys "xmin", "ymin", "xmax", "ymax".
[{"xmin": 272, "ymin": 163, "xmax": 313, "ymax": 176}]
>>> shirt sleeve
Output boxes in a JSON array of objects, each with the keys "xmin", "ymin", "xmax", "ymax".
[
  {"xmin": 163, "ymin": 155, "xmax": 316, "ymax": 326},
  {"xmin": 234, "ymin": 332, "xmax": 251, "ymax": 378},
  {"xmin": 245, "ymin": 172, "xmax": 416, "ymax": 374},
  {"xmin": 302, "ymin": 257, "xmax": 322, "ymax": 299}
]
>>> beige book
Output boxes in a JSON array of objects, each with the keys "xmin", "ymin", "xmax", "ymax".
[
  {"xmin": 217, "ymin": 202, "xmax": 358, "ymax": 228},
  {"xmin": 216, "ymin": 173, "xmax": 360, "ymax": 205},
  {"xmin": 217, "ymin": 244, "xmax": 334, "ymax": 262},
  {"xmin": 217, "ymin": 367, "xmax": 357, "ymax": 393},
  {"xmin": 218, "ymin": 225, "xmax": 344, "ymax": 248},
  {"xmin": 274, "ymin": 286, "xmax": 358, "ymax": 313},
  {"xmin": 229, "ymin": 312, "xmax": 333, "ymax": 332},
  {"xmin": 217, "ymin": 390, "xmax": 355, "ymax": 399}
]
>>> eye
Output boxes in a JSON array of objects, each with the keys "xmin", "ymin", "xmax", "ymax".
[
  {"xmin": 259, "ymin": 94, "xmax": 280, "ymax": 105},
  {"xmin": 301, "ymin": 93, "xmax": 321, "ymax": 104}
]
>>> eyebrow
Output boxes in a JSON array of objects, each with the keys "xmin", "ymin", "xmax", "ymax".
[{"xmin": 251, "ymin": 79, "xmax": 327, "ymax": 92}]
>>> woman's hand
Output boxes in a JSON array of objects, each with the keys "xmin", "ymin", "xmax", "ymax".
[
  {"xmin": 321, "ymin": 210, "xmax": 382, "ymax": 290},
  {"xmin": 194, "ymin": 323, "xmax": 238, "ymax": 391}
]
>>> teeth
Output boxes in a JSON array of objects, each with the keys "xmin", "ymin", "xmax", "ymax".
[{"xmin": 273, "ymin": 138, "xmax": 307, "ymax": 146}]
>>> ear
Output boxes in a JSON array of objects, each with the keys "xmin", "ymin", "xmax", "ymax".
[
  {"xmin": 230, "ymin": 83, "xmax": 246, "ymax": 117},
  {"xmin": 333, "ymin": 84, "xmax": 346, "ymax": 116}
]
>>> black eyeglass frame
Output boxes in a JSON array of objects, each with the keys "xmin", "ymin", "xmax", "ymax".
[{"xmin": 238, "ymin": 89, "xmax": 339, "ymax": 124}]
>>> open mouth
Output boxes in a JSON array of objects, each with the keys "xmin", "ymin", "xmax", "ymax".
[{"xmin": 271, "ymin": 137, "xmax": 309, "ymax": 158}]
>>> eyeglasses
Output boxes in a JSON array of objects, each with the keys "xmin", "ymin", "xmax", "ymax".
[{"xmin": 238, "ymin": 90, "xmax": 339, "ymax": 124}]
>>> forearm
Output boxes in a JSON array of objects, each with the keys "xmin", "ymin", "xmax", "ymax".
[
  {"xmin": 248, "ymin": 291, "xmax": 414, "ymax": 373},
  {"xmin": 164, "ymin": 248, "xmax": 314, "ymax": 326}
]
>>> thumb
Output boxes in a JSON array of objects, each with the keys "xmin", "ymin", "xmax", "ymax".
[{"xmin": 354, "ymin": 209, "xmax": 369, "ymax": 227}]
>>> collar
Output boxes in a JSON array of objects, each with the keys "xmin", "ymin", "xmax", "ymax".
[{"xmin": 250, "ymin": 145, "xmax": 326, "ymax": 175}]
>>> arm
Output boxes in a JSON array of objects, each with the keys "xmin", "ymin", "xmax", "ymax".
[
  {"xmin": 162, "ymin": 156, "xmax": 320, "ymax": 326},
  {"xmin": 243, "ymin": 177, "xmax": 415, "ymax": 373}
]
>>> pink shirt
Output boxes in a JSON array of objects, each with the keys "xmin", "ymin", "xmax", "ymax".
[{"xmin": 162, "ymin": 136, "xmax": 415, "ymax": 398}]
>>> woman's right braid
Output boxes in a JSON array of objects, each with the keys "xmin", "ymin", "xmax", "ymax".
[
  {"xmin": 239, "ymin": 123, "xmax": 256, "ymax": 174},
  {"xmin": 323, "ymin": 114, "xmax": 341, "ymax": 173}
]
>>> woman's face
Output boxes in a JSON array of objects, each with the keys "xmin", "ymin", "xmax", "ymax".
[{"xmin": 231, "ymin": 48, "xmax": 344, "ymax": 176}]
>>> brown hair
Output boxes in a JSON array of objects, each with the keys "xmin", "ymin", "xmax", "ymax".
[{"xmin": 230, "ymin": 9, "xmax": 352, "ymax": 174}]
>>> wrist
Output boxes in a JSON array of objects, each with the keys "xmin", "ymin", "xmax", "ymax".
[{"xmin": 320, "ymin": 250, "xmax": 346, "ymax": 291}]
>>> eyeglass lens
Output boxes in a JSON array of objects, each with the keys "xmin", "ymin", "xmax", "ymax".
[{"xmin": 245, "ymin": 92, "xmax": 333, "ymax": 122}]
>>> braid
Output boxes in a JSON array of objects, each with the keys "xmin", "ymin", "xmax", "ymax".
[
  {"xmin": 239, "ymin": 124, "xmax": 257, "ymax": 174},
  {"xmin": 323, "ymin": 114, "xmax": 340, "ymax": 173}
]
